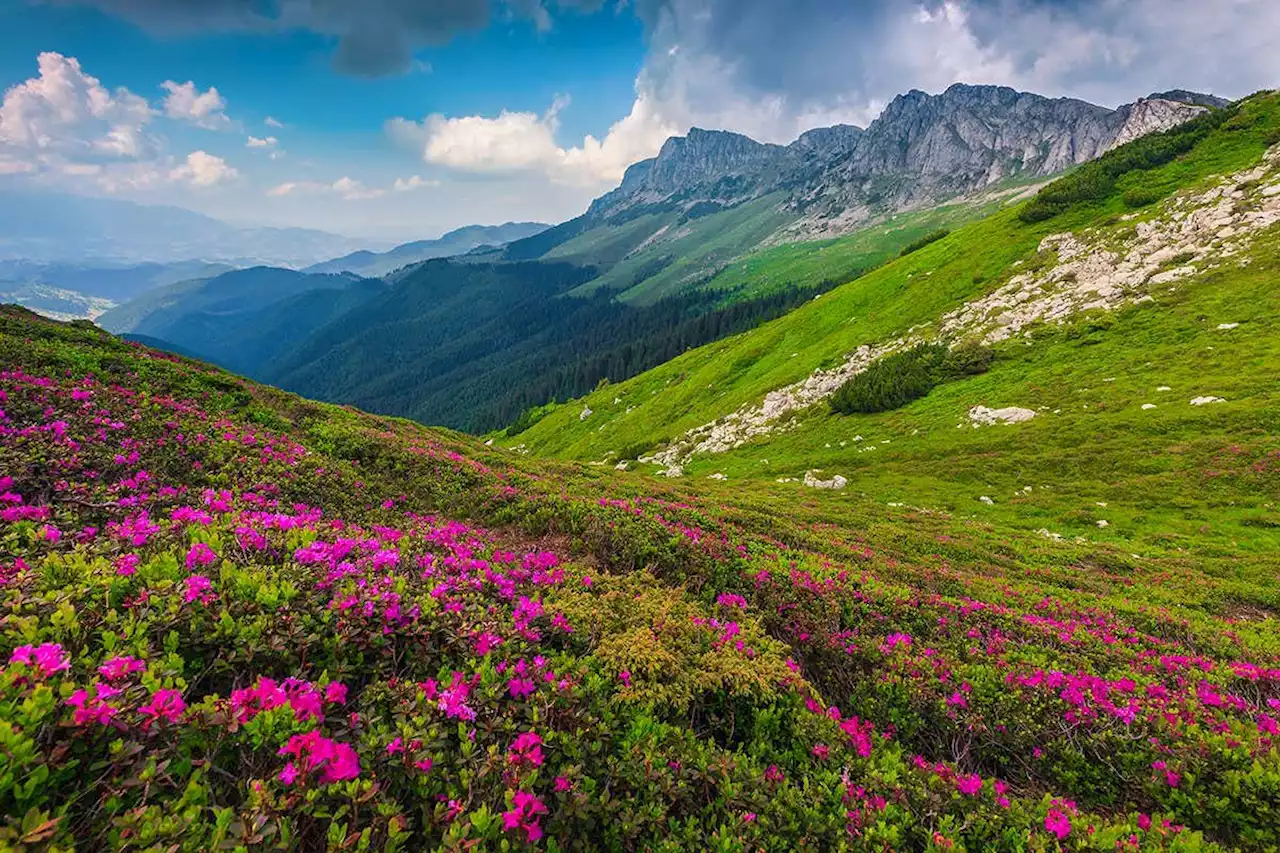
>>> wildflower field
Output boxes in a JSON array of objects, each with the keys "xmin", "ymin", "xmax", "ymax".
[{"xmin": 1, "ymin": 306, "xmax": 1278, "ymax": 851}]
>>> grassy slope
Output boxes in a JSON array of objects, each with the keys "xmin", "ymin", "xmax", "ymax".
[{"xmin": 506, "ymin": 92, "xmax": 1280, "ymax": 559}]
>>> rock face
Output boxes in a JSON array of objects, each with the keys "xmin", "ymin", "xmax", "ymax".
[{"xmin": 587, "ymin": 84, "xmax": 1215, "ymax": 237}]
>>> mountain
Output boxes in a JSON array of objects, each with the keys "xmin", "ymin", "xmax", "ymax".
[
  {"xmin": 498, "ymin": 84, "xmax": 1215, "ymax": 301},
  {"xmin": 97, "ymin": 266, "xmax": 386, "ymax": 375},
  {"xmin": 0, "ymin": 189, "xmax": 386, "ymax": 266},
  {"xmin": 303, "ymin": 222, "xmax": 550, "ymax": 277},
  {"xmin": 3, "ymin": 86, "xmax": 1279, "ymax": 851}
]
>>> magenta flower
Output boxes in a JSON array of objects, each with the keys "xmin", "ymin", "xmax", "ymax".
[
  {"xmin": 114, "ymin": 554, "xmax": 140, "ymax": 576},
  {"xmin": 182, "ymin": 574, "xmax": 214, "ymax": 604},
  {"xmin": 508, "ymin": 677, "xmax": 536, "ymax": 699},
  {"xmin": 139, "ymin": 688, "xmax": 186, "ymax": 726},
  {"xmin": 278, "ymin": 762, "xmax": 299, "ymax": 785},
  {"xmin": 386, "ymin": 737, "xmax": 405, "ymax": 755},
  {"xmin": 508, "ymin": 731, "xmax": 545, "ymax": 768},
  {"xmin": 66, "ymin": 688, "xmax": 117, "ymax": 725},
  {"xmin": 98, "ymin": 655, "xmax": 145, "ymax": 682},
  {"xmin": 9, "ymin": 642, "xmax": 70, "ymax": 679},
  {"xmin": 554, "ymin": 775, "xmax": 572, "ymax": 792},
  {"xmin": 956, "ymin": 774, "xmax": 982, "ymax": 796},
  {"xmin": 40, "ymin": 524, "xmax": 61, "ymax": 543},
  {"xmin": 502, "ymin": 790, "xmax": 548, "ymax": 844},
  {"xmin": 1044, "ymin": 809, "xmax": 1071, "ymax": 840},
  {"xmin": 619, "ymin": 670, "xmax": 631, "ymax": 688},
  {"xmin": 764, "ymin": 764, "xmax": 785, "ymax": 783},
  {"xmin": 325, "ymin": 681, "xmax": 348, "ymax": 704},
  {"xmin": 184, "ymin": 542, "xmax": 217, "ymax": 570},
  {"xmin": 812, "ymin": 744, "xmax": 831, "ymax": 761},
  {"xmin": 278, "ymin": 730, "xmax": 360, "ymax": 784}
]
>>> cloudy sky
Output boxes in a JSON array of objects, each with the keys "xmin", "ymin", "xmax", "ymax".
[{"xmin": 0, "ymin": 0, "xmax": 1277, "ymax": 241}]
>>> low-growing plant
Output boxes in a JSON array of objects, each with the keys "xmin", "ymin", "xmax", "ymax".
[
  {"xmin": 898, "ymin": 229, "xmax": 951, "ymax": 257},
  {"xmin": 829, "ymin": 344, "xmax": 947, "ymax": 414}
]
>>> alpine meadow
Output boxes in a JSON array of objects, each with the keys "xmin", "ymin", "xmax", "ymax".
[{"xmin": 2, "ymin": 3, "xmax": 1280, "ymax": 852}]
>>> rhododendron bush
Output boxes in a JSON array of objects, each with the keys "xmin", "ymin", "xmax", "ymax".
[{"xmin": 1, "ymin": 307, "xmax": 1277, "ymax": 850}]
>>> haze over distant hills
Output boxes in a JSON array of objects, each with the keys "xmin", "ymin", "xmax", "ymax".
[
  {"xmin": 303, "ymin": 222, "xmax": 550, "ymax": 277},
  {"xmin": 0, "ymin": 189, "xmax": 387, "ymax": 266}
]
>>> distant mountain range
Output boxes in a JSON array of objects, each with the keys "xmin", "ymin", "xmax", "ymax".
[
  {"xmin": 0, "ymin": 189, "xmax": 388, "ymax": 266},
  {"xmin": 303, "ymin": 222, "xmax": 549, "ymax": 277},
  {"xmin": 92, "ymin": 82, "xmax": 1229, "ymax": 433}
]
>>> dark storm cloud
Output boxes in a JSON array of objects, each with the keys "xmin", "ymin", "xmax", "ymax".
[{"xmin": 45, "ymin": 0, "xmax": 606, "ymax": 76}]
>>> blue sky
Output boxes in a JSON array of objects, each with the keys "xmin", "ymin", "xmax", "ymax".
[{"xmin": 1, "ymin": 0, "xmax": 1277, "ymax": 242}]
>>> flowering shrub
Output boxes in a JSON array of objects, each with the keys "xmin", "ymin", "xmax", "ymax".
[{"xmin": 0, "ymin": 306, "xmax": 1275, "ymax": 850}]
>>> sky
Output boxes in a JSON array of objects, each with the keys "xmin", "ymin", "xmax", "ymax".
[{"xmin": 0, "ymin": 0, "xmax": 1277, "ymax": 242}]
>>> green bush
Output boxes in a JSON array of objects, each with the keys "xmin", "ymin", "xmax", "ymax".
[
  {"xmin": 898, "ymin": 229, "xmax": 950, "ymax": 257},
  {"xmin": 939, "ymin": 339, "xmax": 995, "ymax": 378},
  {"xmin": 1122, "ymin": 186, "xmax": 1163, "ymax": 208},
  {"xmin": 829, "ymin": 344, "xmax": 947, "ymax": 414}
]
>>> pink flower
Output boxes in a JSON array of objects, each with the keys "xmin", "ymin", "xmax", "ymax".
[
  {"xmin": 554, "ymin": 775, "xmax": 572, "ymax": 792},
  {"xmin": 66, "ymin": 688, "xmax": 117, "ymax": 725},
  {"xmin": 40, "ymin": 524, "xmax": 61, "ymax": 543},
  {"xmin": 1259, "ymin": 714, "xmax": 1280, "ymax": 736},
  {"xmin": 1045, "ymin": 809, "xmax": 1071, "ymax": 840},
  {"xmin": 508, "ymin": 731, "xmax": 545, "ymax": 768},
  {"xmin": 581, "ymin": 575, "xmax": 592, "ymax": 587},
  {"xmin": 139, "ymin": 688, "xmax": 186, "ymax": 726},
  {"xmin": 502, "ymin": 790, "xmax": 547, "ymax": 844},
  {"xmin": 1138, "ymin": 814, "xmax": 1152, "ymax": 831},
  {"xmin": 764, "ymin": 764, "xmax": 785, "ymax": 783},
  {"xmin": 9, "ymin": 642, "xmax": 70, "ymax": 678},
  {"xmin": 185, "ymin": 542, "xmax": 217, "ymax": 570},
  {"xmin": 114, "ymin": 554, "xmax": 140, "ymax": 576},
  {"xmin": 98, "ymin": 655, "xmax": 145, "ymax": 681},
  {"xmin": 956, "ymin": 774, "xmax": 982, "ymax": 796},
  {"xmin": 278, "ymin": 762, "xmax": 299, "ymax": 785},
  {"xmin": 473, "ymin": 631, "xmax": 503, "ymax": 655},
  {"xmin": 812, "ymin": 744, "xmax": 831, "ymax": 761},
  {"xmin": 278, "ymin": 730, "xmax": 360, "ymax": 784},
  {"xmin": 415, "ymin": 757, "xmax": 433, "ymax": 773},
  {"xmin": 386, "ymin": 737, "xmax": 405, "ymax": 755},
  {"xmin": 325, "ymin": 682, "xmax": 348, "ymax": 704},
  {"xmin": 619, "ymin": 670, "xmax": 631, "ymax": 688},
  {"xmin": 182, "ymin": 574, "xmax": 214, "ymax": 604},
  {"xmin": 508, "ymin": 677, "xmax": 536, "ymax": 699}
]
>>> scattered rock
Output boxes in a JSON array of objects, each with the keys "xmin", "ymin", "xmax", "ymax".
[
  {"xmin": 803, "ymin": 470, "xmax": 848, "ymax": 490},
  {"xmin": 1157, "ymin": 386, "xmax": 1172, "ymax": 392},
  {"xmin": 1141, "ymin": 403, "xmax": 1157, "ymax": 410},
  {"xmin": 1096, "ymin": 519, "xmax": 1110, "ymax": 528},
  {"xmin": 969, "ymin": 406, "xmax": 1037, "ymax": 426},
  {"xmin": 615, "ymin": 461, "xmax": 629, "ymax": 471},
  {"xmin": 1217, "ymin": 322, "xmax": 1239, "ymax": 330},
  {"xmin": 484, "ymin": 439, "xmax": 494, "ymax": 446},
  {"xmin": 707, "ymin": 473, "xmax": 728, "ymax": 481},
  {"xmin": 1190, "ymin": 396, "xmax": 1226, "ymax": 406},
  {"xmin": 979, "ymin": 496, "xmax": 995, "ymax": 505},
  {"xmin": 579, "ymin": 406, "xmax": 593, "ymax": 421},
  {"xmin": 657, "ymin": 464, "xmax": 684, "ymax": 478}
]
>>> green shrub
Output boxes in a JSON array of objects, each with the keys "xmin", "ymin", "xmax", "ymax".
[
  {"xmin": 939, "ymin": 339, "xmax": 995, "ymax": 378},
  {"xmin": 898, "ymin": 229, "xmax": 951, "ymax": 257},
  {"xmin": 829, "ymin": 344, "xmax": 947, "ymax": 414},
  {"xmin": 1122, "ymin": 186, "xmax": 1163, "ymax": 208}
]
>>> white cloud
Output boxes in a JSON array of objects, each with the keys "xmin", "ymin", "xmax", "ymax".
[
  {"xmin": 266, "ymin": 175, "xmax": 385, "ymax": 200},
  {"xmin": 246, "ymin": 135, "xmax": 278, "ymax": 148},
  {"xmin": 393, "ymin": 174, "xmax": 440, "ymax": 191},
  {"xmin": 389, "ymin": 89, "xmax": 677, "ymax": 185},
  {"xmin": 170, "ymin": 150, "xmax": 238, "ymax": 187},
  {"xmin": 161, "ymin": 80, "xmax": 232, "ymax": 129},
  {"xmin": 265, "ymin": 115, "xmax": 284, "ymax": 128},
  {"xmin": 0, "ymin": 51, "xmax": 156, "ymax": 169}
]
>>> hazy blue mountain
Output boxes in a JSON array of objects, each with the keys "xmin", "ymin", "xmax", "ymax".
[
  {"xmin": 304, "ymin": 222, "xmax": 550, "ymax": 276},
  {"xmin": 0, "ymin": 189, "xmax": 386, "ymax": 266},
  {"xmin": 0, "ymin": 259, "xmax": 236, "ymax": 320}
]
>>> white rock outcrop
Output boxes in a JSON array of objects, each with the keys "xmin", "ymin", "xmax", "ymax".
[
  {"xmin": 969, "ymin": 406, "xmax": 1037, "ymax": 426},
  {"xmin": 803, "ymin": 470, "xmax": 848, "ymax": 490},
  {"xmin": 579, "ymin": 406, "xmax": 593, "ymax": 421},
  {"xmin": 1190, "ymin": 396, "xmax": 1226, "ymax": 406}
]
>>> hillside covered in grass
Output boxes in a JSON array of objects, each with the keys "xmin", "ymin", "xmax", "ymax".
[
  {"xmin": 504, "ymin": 92, "xmax": 1280, "ymax": 562},
  {"xmin": 2, "ymin": 276, "xmax": 1280, "ymax": 852}
]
